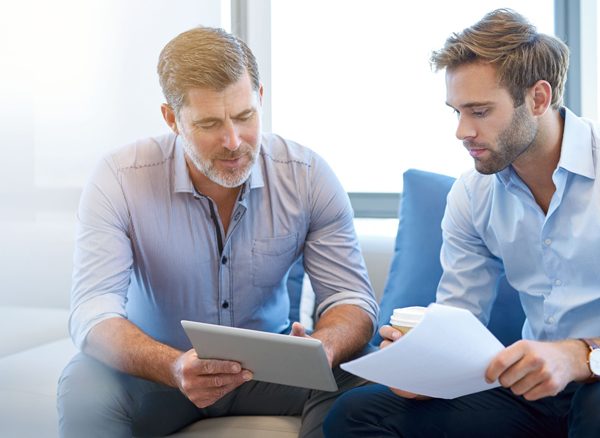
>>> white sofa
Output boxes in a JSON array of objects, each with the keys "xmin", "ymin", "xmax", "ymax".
[{"xmin": 0, "ymin": 217, "xmax": 395, "ymax": 437}]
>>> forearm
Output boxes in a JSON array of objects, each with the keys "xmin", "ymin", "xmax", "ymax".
[
  {"xmin": 84, "ymin": 317, "xmax": 182, "ymax": 387},
  {"xmin": 312, "ymin": 304, "xmax": 373, "ymax": 367}
]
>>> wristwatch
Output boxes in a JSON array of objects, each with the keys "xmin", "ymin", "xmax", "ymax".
[{"xmin": 580, "ymin": 338, "xmax": 600, "ymax": 379}]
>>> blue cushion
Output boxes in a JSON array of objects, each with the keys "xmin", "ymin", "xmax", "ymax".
[{"xmin": 373, "ymin": 169, "xmax": 524, "ymax": 346}]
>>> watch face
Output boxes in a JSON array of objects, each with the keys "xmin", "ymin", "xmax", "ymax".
[{"xmin": 590, "ymin": 349, "xmax": 600, "ymax": 375}]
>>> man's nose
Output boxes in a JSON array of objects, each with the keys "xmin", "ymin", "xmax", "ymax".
[
  {"xmin": 223, "ymin": 121, "xmax": 242, "ymax": 150},
  {"xmin": 455, "ymin": 116, "xmax": 476, "ymax": 141}
]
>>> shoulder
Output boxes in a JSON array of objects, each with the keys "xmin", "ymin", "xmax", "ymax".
[
  {"xmin": 105, "ymin": 132, "xmax": 177, "ymax": 171},
  {"xmin": 451, "ymin": 168, "xmax": 496, "ymax": 201},
  {"xmin": 444, "ymin": 168, "xmax": 500, "ymax": 227},
  {"xmin": 259, "ymin": 133, "xmax": 315, "ymax": 168}
]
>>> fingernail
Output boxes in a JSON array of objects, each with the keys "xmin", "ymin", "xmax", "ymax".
[
  {"xmin": 242, "ymin": 371, "xmax": 253, "ymax": 381},
  {"xmin": 392, "ymin": 331, "xmax": 400, "ymax": 340},
  {"xmin": 232, "ymin": 364, "xmax": 241, "ymax": 373}
]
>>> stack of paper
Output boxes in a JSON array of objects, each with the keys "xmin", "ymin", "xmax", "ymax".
[{"xmin": 341, "ymin": 303, "xmax": 505, "ymax": 399}]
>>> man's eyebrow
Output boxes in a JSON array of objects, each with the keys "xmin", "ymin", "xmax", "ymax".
[
  {"xmin": 192, "ymin": 116, "xmax": 221, "ymax": 126},
  {"xmin": 192, "ymin": 108, "xmax": 256, "ymax": 125},
  {"xmin": 232, "ymin": 107, "xmax": 256, "ymax": 118},
  {"xmin": 445, "ymin": 101, "xmax": 495, "ymax": 109}
]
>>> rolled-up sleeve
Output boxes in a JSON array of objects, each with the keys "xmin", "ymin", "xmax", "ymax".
[
  {"xmin": 69, "ymin": 157, "xmax": 133, "ymax": 349},
  {"xmin": 302, "ymin": 153, "xmax": 379, "ymax": 333}
]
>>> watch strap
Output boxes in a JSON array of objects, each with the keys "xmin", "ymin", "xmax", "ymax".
[
  {"xmin": 579, "ymin": 338, "xmax": 600, "ymax": 380},
  {"xmin": 581, "ymin": 338, "xmax": 600, "ymax": 351}
]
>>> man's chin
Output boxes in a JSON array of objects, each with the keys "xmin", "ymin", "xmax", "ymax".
[
  {"xmin": 207, "ymin": 169, "xmax": 251, "ymax": 188},
  {"xmin": 475, "ymin": 167, "xmax": 496, "ymax": 175},
  {"xmin": 474, "ymin": 160, "xmax": 509, "ymax": 175}
]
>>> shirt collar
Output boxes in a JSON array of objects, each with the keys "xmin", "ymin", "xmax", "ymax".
[
  {"xmin": 247, "ymin": 144, "xmax": 265, "ymax": 189},
  {"xmin": 173, "ymin": 135, "xmax": 266, "ymax": 196},
  {"xmin": 497, "ymin": 106, "xmax": 595, "ymax": 187},
  {"xmin": 556, "ymin": 107, "xmax": 595, "ymax": 179},
  {"xmin": 173, "ymin": 135, "xmax": 195, "ymax": 194}
]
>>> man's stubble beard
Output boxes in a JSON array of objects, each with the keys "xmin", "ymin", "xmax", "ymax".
[{"xmin": 471, "ymin": 104, "xmax": 538, "ymax": 175}]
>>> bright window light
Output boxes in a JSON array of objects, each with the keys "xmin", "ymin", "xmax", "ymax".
[{"xmin": 271, "ymin": 1, "xmax": 554, "ymax": 192}]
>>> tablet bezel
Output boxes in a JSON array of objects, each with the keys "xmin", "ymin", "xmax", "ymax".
[{"xmin": 181, "ymin": 320, "xmax": 338, "ymax": 392}]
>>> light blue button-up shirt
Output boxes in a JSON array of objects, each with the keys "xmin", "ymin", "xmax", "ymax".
[
  {"xmin": 437, "ymin": 108, "xmax": 600, "ymax": 341},
  {"xmin": 70, "ymin": 132, "xmax": 378, "ymax": 350}
]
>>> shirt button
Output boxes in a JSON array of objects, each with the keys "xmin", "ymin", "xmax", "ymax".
[
  {"xmin": 546, "ymin": 316, "xmax": 555, "ymax": 324},
  {"xmin": 222, "ymin": 300, "xmax": 229, "ymax": 309},
  {"xmin": 555, "ymin": 279, "xmax": 562, "ymax": 286},
  {"xmin": 221, "ymin": 256, "xmax": 228, "ymax": 265},
  {"xmin": 544, "ymin": 238, "xmax": 552, "ymax": 246}
]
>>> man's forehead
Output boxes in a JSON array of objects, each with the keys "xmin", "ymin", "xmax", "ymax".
[
  {"xmin": 445, "ymin": 63, "xmax": 509, "ymax": 106},
  {"xmin": 183, "ymin": 85, "xmax": 260, "ymax": 114}
]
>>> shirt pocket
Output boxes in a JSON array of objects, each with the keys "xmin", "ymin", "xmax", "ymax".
[{"xmin": 252, "ymin": 233, "xmax": 298, "ymax": 287}]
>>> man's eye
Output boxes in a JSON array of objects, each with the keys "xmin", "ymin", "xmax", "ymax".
[
  {"xmin": 237, "ymin": 113, "xmax": 253, "ymax": 122},
  {"xmin": 472, "ymin": 110, "xmax": 487, "ymax": 118}
]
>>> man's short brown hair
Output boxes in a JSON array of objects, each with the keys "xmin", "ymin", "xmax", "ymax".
[
  {"xmin": 430, "ymin": 9, "xmax": 569, "ymax": 109},
  {"xmin": 157, "ymin": 26, "xmax": 260, "ymax": 115}
]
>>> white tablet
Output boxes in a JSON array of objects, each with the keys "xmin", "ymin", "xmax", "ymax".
[{"xmin": 181, "ymin": 320, "xmax": 338, "ymax": 392}]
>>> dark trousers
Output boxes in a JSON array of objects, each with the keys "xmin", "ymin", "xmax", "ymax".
[
  {"xmin": 323, "ymin": 382, "xmax": 600, "ymax": 437},
  {"xmin": 57, "ymin": 352, "xmax": 367, "ymax": 438}
]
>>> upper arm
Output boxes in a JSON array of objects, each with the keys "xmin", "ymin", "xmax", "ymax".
[
  {"xmin": 301, "ymin": 154, "xmax": 379, "ymax": 327},
  {"xmin": 436, "ymin": 178, "xmax": 503, "ymax": 325},
  {"xmin": 70, "ymin": 157, "xmax": 134, "ymax": 349}
]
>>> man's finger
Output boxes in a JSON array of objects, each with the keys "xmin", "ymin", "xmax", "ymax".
[
  {"xmin": 200, "ymin": 370, "xmax": 254, "ymax": 389},
  {"xmin": 290, "ymin": 322, "xmax": 307, "ymax": 338},
  {"xmin": 380, "ymin": 340, "xmax": 393, "ymax": 349},
  {"xmin": 379, "ymin": 325, "xmax": 402, "ymax": 341},
  {"xmin": 194, "ymin": 359, "xmax": 242, "ymax": 375},
  {"xmin": 485, "ymin": 341, "xmax": 526, "ymax": 383}
]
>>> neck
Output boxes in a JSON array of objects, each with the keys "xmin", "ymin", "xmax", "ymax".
[
  {"xmin": 185, "ymin": 158, "xmax": 243, "ymax": 234},
  {"xmin": 512, "ymin": 108, "xmax": 564, "ymax": 213}
]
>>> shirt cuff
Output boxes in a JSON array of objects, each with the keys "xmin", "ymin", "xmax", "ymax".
[{"xmin": 69, "ymin": 294, "xmax": 127, "ymax": 350}]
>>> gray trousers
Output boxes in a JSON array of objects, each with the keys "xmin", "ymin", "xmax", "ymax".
[{"xmin": 57, "ymin": 352, "xmax": 369, "ymax": 437}]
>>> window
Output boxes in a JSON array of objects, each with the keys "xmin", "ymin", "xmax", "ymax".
[{"xmin": 269, "ymin": 1, "xmax": 554, "ymax": 193}]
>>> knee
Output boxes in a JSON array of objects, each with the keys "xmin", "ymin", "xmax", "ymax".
[
  {"xmin": 57, "ymin": 353, "xmax": 131, "ymax": 433},
  {"xmin": 323, "ymin": 389, "xmax": 362, "ymax": 437},
  {"xmin": 323, "ymin": 384, "xmax": 393, "ymax": 437}
]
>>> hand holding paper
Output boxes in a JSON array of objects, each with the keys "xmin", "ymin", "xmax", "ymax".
[{"xmin": 341, "ymin": 303, "xmax": 505, "ymax": 399}]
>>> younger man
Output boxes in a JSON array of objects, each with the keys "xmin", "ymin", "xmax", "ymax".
[{"xmin": 325, "ymin": 9, "xmax": 600, "ymax": 437}]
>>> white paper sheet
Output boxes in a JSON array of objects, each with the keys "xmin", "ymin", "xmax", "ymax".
[{"xmin": 341, "ymin": 303, "xmax": 505, "ymax": 399}]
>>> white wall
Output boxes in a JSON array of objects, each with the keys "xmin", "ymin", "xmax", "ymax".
[{"xmin": 0, "ymin": 0, "xmax": 223, "ymax": 308}]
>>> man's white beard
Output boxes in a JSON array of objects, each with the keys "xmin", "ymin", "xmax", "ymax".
[{"xmin": 182, "ymin": 140, "xmax": 258, "ymax": 188}]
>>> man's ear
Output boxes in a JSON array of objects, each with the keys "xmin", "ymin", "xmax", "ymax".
[
  {"xmin": 530, "ymin": 80, "xmax": 552, "ymax": 116},
  {"xmin": 161, "ymin": 103, "xmax": 179, "ymax": 134}
]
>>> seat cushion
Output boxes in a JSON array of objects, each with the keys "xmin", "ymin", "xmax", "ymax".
[
  {"xmin": 374, "ymin": 169, "xmax": 524, "ymax": 346},
  {"xmin": 170, "ymin": 415, "xmax": 301, "ymax": 437},
  {"xmin": 0, "ymin": 338, "xmax": 77, "ymax": 437}
]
